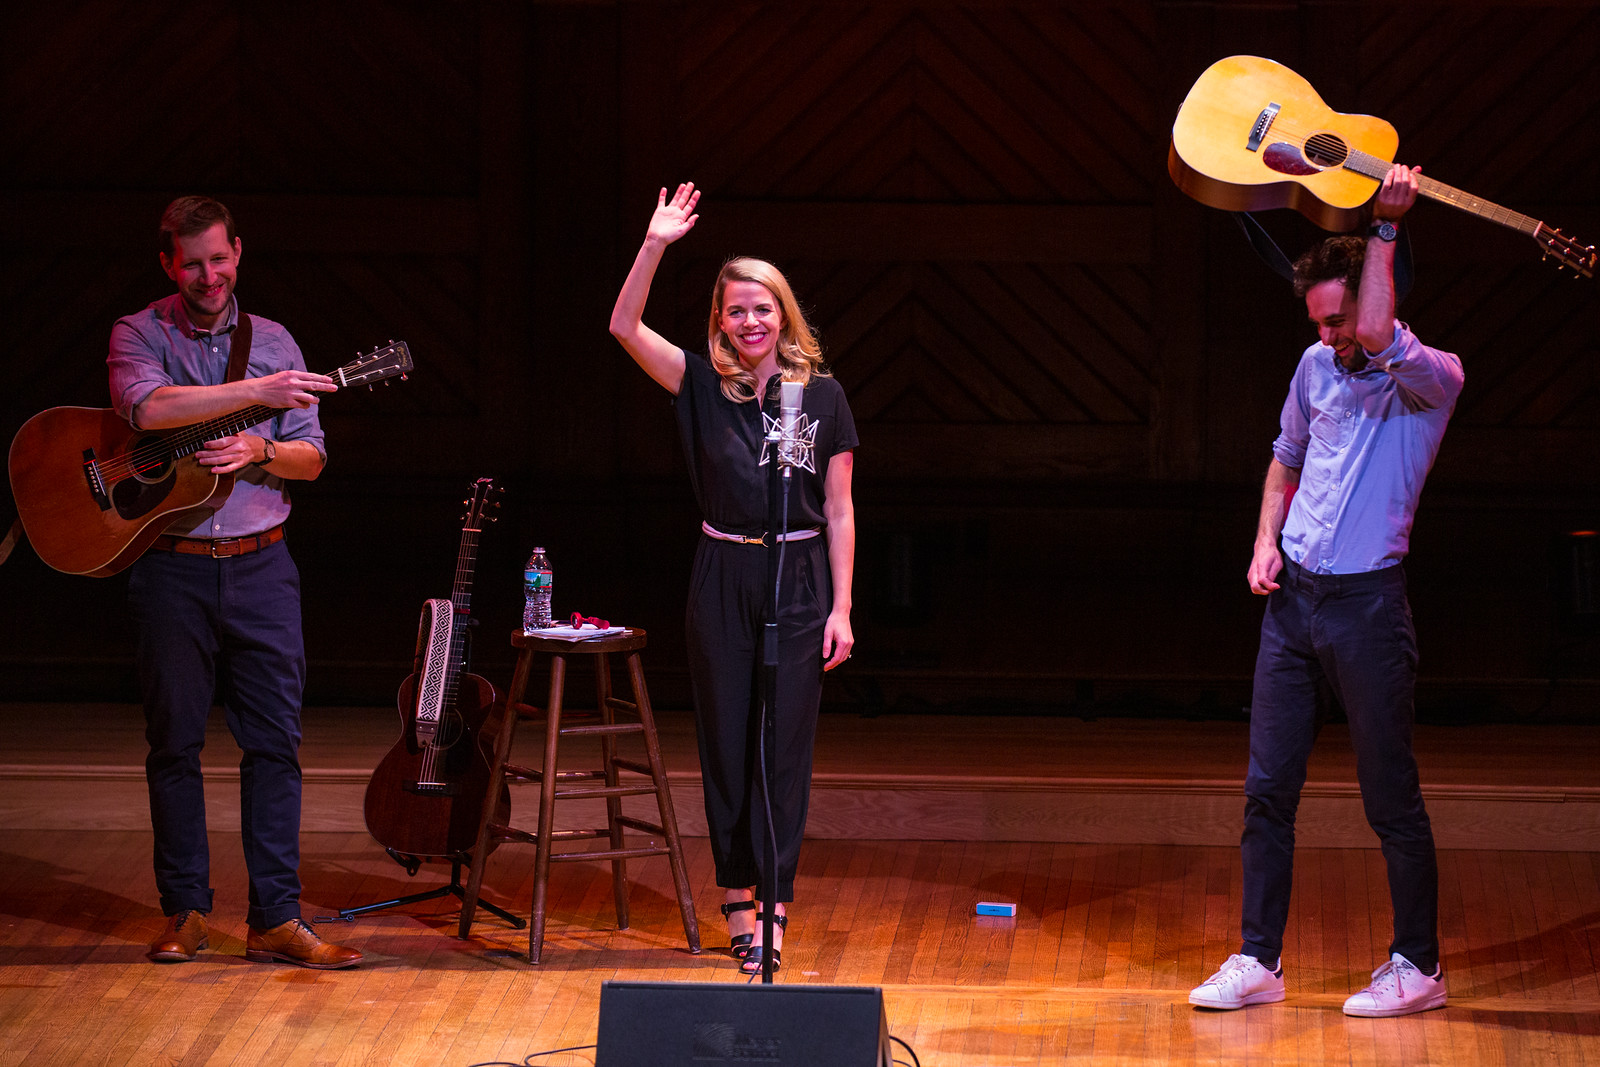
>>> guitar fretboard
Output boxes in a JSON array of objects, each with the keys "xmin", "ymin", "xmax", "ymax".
[
  {"xmin": 443, "ymin": 527, "xmax": 480, "ymax": 707},
  {"xmin": 1343, "ymin": 150, "xmax": 1541, "ymax": 236}
]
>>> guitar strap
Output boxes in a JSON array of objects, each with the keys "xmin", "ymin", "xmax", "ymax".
[
  {"xmin": 1232, "ymin": 212, "xmax": 1414, "ymax": 305},
  {"xmin": 412, "ymin": 598, "xmax": 455, "ymax": 744},
  {"xmin": 225, "ymin": 310, "xmax": 253, "ymax": 383}
]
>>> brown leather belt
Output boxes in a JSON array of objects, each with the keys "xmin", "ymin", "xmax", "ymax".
[{"xmin": 151, "ymin": 525, "xmax": 285, "ymax": 558}]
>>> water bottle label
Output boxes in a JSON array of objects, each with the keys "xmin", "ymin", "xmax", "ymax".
[{"xmin": 524, "ymin": 571, "xmax": 553, "ymax": 588}]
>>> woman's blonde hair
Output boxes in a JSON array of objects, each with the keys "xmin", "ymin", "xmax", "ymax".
[{"xmin": 706, "ymin": 257, "xmax": 829, "ymax": 403}]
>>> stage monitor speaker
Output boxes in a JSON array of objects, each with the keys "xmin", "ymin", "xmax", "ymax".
[{"xmin": 596, "ymin": 980, "xmax": 891, "ymax": 1067}]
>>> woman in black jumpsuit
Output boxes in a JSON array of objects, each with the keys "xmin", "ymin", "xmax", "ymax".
[{"xmin": 610, "ymin": 182, "xmax": 857, "ymax": 975}]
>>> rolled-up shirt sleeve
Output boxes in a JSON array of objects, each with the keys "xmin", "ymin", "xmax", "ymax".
[
  {"xmin": 1367, "ymin": 322, "xmax": 1465, "ymax": 413},
  {"xmin": 258, "ymin": 328, "xmax": 326, "ymax": 463},
  {"xmin": 1270, "ymin": 354, "xmax": 1313, "ymax": 470},
  {"xmin": 108, "ymin": 318, "xmax": 175, "ymax": 429}
]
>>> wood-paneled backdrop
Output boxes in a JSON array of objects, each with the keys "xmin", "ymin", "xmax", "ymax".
[{"xmin": 3, "ymin": 1, "xmax": 1598, "ymax": 720}]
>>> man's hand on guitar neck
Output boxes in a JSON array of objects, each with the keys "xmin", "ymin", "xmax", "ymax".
[
  {"xmin": 1375, "ymin": 164, "xmax": 1421, "ymax": 222},
  {"xmin": 135, "ymin": 369, "xmax": 338, "ymax": 429},
  {"xmin": 1350, "ymin": 163, "xmax": 1423, "ymax": 354}
]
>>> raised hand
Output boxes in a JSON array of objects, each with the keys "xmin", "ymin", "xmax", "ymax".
[
  {"xmin": 646, "ymin": 182, "xmax": 701, "ymax": 247},
  {"xmin": 1376, "ymin": 164, "xmax": 1421, "ymax": 222}
]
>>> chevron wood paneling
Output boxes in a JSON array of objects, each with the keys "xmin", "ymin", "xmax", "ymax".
[
  {"xmin": 774, "ymin": 259, "xmax": 1151, "ymax": 426},
  {"xmin": 4, "ymin": 1, "xmax": 1599, "ymax": 710},
  {"xmin": 1, "ymin": 2, "xmax": 479, "ymax": 195},
  {"xmin": 624, "ymin": 2, "xmax": 1168, "ymax": 481},
  {"xmin": 1359, "ymin": 5, "xmax": 1600, "ymax": 435},
  {"xmin": 1363, "ymin": 5, "xmax": 1600, "ymax": 207},
  {"xmin": 240, "ymin": 5, "xmax": 479, "ymax": 195},
  {"xmin": 674, "ymin": 3, "xmax": 1159, "ymax": 203}
]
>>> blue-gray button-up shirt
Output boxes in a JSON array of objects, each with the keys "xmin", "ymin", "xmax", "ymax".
[
  {"xmin": 108, "ymin": 294, "xmax": 326, "ymax": 538},
  {"xmin": 1273, "ymin": 322, "xmax": 1463, "ymax": 575}
]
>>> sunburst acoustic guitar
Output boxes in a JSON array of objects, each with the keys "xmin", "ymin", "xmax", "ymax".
[
  {"xmin": 7, "ymin": 340, "xmax": 412, "ymax": 577},
  {"xmin": 1169, "ymin": 55, "xmax": 1596, "ymax": 278}
]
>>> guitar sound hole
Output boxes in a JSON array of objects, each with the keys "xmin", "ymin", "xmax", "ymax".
[
  {"xmin": 128, "ymin": 434, "xmax": 175, "ymax": 484},
  {"xmin": 433, "ymin": 713, "xmax": 464, "ymax": 749},
  {"xmin": 1304, "ymin": 133, "xmax": 1348, "ymax": 168}
]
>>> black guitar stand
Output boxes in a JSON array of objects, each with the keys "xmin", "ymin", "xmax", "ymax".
[
  {"xmin": 314, "ymin": 619, "xmax": 523, "ymax": 929},
  {"xmin": 313, "ymin": 849, "xmax": 525, "ymax": 927}
]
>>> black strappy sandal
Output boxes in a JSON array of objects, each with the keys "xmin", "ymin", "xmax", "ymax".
[
  {"xmin": 739, "ymin": 912, "xmax": 787, "ymax": 975},
  {"xmin": 720, "ymin": 899, "xmax": 758, "ymax": 960}
]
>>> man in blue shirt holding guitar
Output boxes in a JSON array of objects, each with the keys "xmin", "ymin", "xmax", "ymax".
[
  {"xmin": 1190, "ymin": 165, "xmax": 1465, "ymax": 1017},
  {"xmin": 113, "ymin": 196, "xmax": 362, "ymax": 970}
]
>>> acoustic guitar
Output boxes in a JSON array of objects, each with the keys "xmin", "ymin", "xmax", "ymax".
[
  {"xmin": 7, "ymin": 340, "xmax": 413, "ymax": 577},
  {"xmin": 1169, "ymin": 55, "xmax": 1597, "ymax": 277},
  {"xmin": 363, "ymin": 477, "xmax": 510, "ymax": 861}
]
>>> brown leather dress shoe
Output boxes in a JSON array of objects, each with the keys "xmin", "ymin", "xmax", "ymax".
[
  {"xmin": 244, "ymin": 918, "xmax": 363, "ymax": 969},
  {"xmin": 148, "ymin": 910, "xmax": 209, "ymax": 962}
]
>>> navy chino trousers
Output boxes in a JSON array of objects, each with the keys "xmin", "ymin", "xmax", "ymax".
[
  {"xmin": 1241, "ymin": 555, "xmax": 1440, "ymax": 974},
  {"xmin": 128, "ymin": 539, "xmax": 307, "ymax": 930}
]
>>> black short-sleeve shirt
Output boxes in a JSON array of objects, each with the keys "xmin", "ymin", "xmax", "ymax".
[{"xmin": 673, "ymin": 348, "xmax": 858, "ymax": 537}]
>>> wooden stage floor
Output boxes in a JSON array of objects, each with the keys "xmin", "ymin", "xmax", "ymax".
[{"xmin": 0, "ymin": 704, "xmax": 1597, "ymax": 1064}]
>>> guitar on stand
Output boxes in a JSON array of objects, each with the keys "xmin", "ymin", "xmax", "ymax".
[
  {"xmin": 1168, "ymin": 55, "xmax": 1597, "ymax": 277},
  {"xmin": 320, "ymin": 477, "xmax": 523, "ymax": 928}
]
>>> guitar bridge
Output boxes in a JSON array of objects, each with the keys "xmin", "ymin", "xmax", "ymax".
[
  {"xmin": 1247, "ymin": 102, "xmax": 1281, "ymax": 152},
  {"xmin": 404, "ymin": 780, "xmax": 461, "ymax": 797},
  {"xmin": 82, "ymin": 449, "xmax": 110, "ymax": 511}
]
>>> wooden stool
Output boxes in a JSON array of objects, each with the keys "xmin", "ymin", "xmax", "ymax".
[{"xmin": 457, "ymin": 628, "xmax": 701, "ymax": 962}]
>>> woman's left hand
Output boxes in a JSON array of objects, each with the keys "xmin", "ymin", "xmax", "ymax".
[{"xmin": 822, "ymin": 610, "xmax": 853, "ymax": 671}]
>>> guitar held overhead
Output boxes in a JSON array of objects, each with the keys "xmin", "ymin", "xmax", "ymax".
[
  {"xmin": 364, "ymin": 477, "xmax": 509, "ymax": 862},
  {"xmin": 6, "ymin": 339, "xmax": 413, "ymax": 577},
  {"xmin": 1168, "ymin": 54, "xmax": 1596, "ymax": 278}
]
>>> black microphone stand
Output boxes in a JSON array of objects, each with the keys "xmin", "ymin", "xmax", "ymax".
[{"xmin": 757, "ymin": 402, "xmax": 790, "ymax": 984}]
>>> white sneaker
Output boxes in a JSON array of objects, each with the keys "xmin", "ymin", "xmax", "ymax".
[
  {"xmin": 1188, "ymin": 953, "xmax": 1286, "ymax": 1009},
  {"xmin": 1342, "ymin": 953, "xmax": 1448, "ymax": 1017}
]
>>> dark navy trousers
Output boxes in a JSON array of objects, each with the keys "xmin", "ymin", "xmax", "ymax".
[
  {"xmin": 685, "ymin": 535, "xmax": 830, "ymax": 902},
  {"xmin": 1241, "ymin": 556, "xmax": 1440, "ymax": 974},
  {"xmin": 128, "ymin": 539, "xmax": 306, "ymax": 929}
]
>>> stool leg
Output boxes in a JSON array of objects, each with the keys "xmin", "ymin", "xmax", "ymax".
[
  {"xmin": 459, "ymin": 647, "xmax": 531, "ymax": 939},
  {"xmin": 627, "ymin": 650, "xmax": 702, "ymax": 953},
  {"xmin": 595, "ymin": 651, "xmax": 631, "ymax": 930},
  {"xmin": 529, "ymin": 651, "xmax": 567, "ymax": 963}
]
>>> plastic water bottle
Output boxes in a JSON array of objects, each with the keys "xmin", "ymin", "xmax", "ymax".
[{"xmin": 523, "ymin": 547, "xmax": 553, "ymax": 631}]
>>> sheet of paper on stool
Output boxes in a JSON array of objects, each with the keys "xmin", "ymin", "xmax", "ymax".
[{"xmin": 525, "ymin": 624, "xmax": 627, "ymax": 641}]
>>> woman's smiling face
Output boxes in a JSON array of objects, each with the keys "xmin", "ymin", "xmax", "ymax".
[{"xmin": 718, "ymin": 280, "xmax": 784, "ymax": 368}]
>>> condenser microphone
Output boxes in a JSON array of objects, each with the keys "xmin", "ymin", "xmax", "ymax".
[{"xmin": 778, "ymin": 380, "xmax": 815, "ymax": 474}]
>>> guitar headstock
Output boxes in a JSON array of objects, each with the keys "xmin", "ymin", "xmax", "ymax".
[
  {"xmin": 1536, "ymin": 226, "xmax": 1597, "ymax": 279},
  {"xmin": 335, "ymin": 340, "xmax": 415, "ymax": 389},
  {"xmin": 462, "ymin": 477, "xmax": 502, "ymax": 532}
]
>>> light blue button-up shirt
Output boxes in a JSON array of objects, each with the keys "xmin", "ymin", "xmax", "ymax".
[
  {"xmin": 108, "ymin": 294, "xmax": 326, "ymax": 539},
  {"xmin": 1273, "ymin": 322, "xmax": 1463, "ymax": 574}
]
